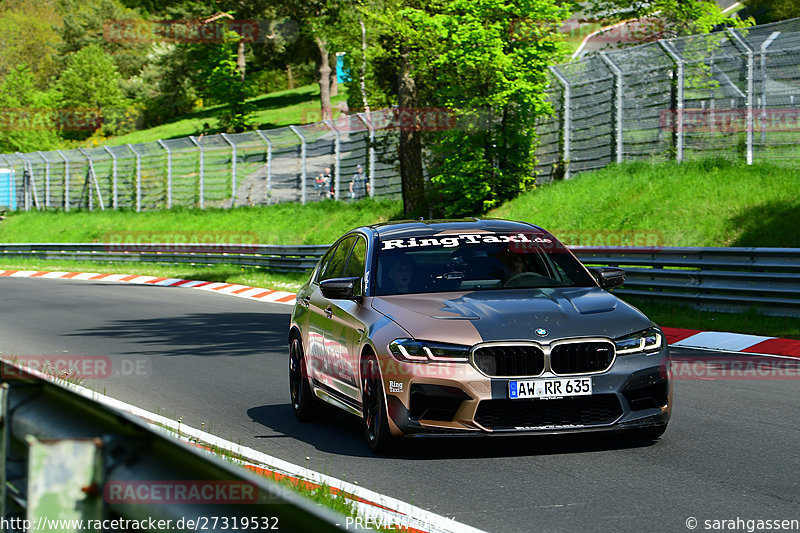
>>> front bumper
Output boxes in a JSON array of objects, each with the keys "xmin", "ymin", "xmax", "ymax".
[{"xmin": 380, "ymin": 345, "xmax": 671, "ymax": 437}]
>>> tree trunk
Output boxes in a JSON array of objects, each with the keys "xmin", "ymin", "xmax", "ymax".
[
  {"xmin": 287, "ymin": 64, "xmax": 294, "ymax": 90},
  {"xmin": 236, "ymin": 40, "xmax": 246, "ymax": 81},
  {"xmin": 315, "ymin": 36, "xmax": 332, "ymax": 120},
  {"xmin": 359, "ymin": 16, "xmax": 370, "ymax": 114},
  {"xmin": 330, "ymin": 53, "xmax": 339, "ymax": 98},
  {"xmin": 398, "ymin": 47, "xmax": 425, "ymax": 216}
]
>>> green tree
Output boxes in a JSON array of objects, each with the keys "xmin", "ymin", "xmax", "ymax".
[
  {"xmin": 349, "ymin": 0, "xmax": 570, "ymax": 217},
  {"xmin": 742, "ymin": 0, "xmax": 800, "ymax": 24},
  {"xmin": 0, "ymin": 65, "xmax": 62, "ymax": 153},
  {"xmin": 57, "ymin": 44, "xmax": 129, "ymax": 137},
  {"xmin": 0, "ymin": 2, "xmax": 62, "ymax": 88},
  {"xmin": 583, "ymin": 0, "xmax": 751, "ymax": 41}
]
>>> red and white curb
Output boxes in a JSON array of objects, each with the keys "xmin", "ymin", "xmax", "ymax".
[
  {"xmin": 0, "ymin": 269, "xmax": 297, "ymax": 306},
  {"xmin": 3, "ymin": 269, "xmax": 798, "ymax": 357},
  {"xmin": 662, "ymin": 327, "xmax": 800, "ymax": 358}
]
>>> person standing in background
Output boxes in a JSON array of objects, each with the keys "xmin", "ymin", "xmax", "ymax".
[{"xmin": 349, "ymin": 164, "xmax": 369, "ymax": 200}]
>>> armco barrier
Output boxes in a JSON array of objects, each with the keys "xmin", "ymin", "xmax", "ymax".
[
  {"xmin": 0, "ymin": 360, "xmax": 352, "ymax": 532},
  {"xmin": 1, "ymin": 243, "xmax": 798, "ymax": 316}
]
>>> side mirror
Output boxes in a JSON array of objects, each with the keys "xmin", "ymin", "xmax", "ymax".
[
  {"xmin": 588, "ymin": 267, "xmax": 626, "ymax": 289},
  {"xmin": 320, "ymin": 277, "xmax": 362, "ymax": 300}
]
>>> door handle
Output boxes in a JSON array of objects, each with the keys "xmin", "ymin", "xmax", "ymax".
[
  {"xmin": 300, "ymin": 295, "xmax": 311, "ymax": 307},
  {"xmin": 325, "ymin": 306, "xmax": 333, "ymax": 319}
]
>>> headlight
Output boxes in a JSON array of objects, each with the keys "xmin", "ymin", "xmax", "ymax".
[
  {"xmin": 389, "ymin": 339, "xmax": 470, "ymax": 363},
  {"xmin": 615, "ymin": 328, "xmax": 663, "ymax": 355}
]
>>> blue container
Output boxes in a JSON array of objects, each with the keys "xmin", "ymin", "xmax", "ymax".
[
  {"xmin": 336, "ymin": 53, "xmax": 350, "ymax": 83},
  {"xmin": 0, "ymin": 168, "xmax": 16, "ymax": 210}
]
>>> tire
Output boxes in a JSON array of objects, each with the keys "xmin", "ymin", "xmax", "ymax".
[
  {"xmin": 360, "ymin": 353, "xmax": 397, "ymax": 454},
  {"xmin": 289, "ymin": 337, "xmax": 333, "ymax": 422}
]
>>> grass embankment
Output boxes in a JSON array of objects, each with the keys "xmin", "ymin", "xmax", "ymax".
[
  {"xmin": 104, "ymin": 84, "xmax": 349, "ymax": 146},
  {"xmin": 1, "ymin": 159, "xmax": 797, "ymax": 337}
]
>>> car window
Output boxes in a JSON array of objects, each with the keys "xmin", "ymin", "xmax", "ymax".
[
  {"xmin": 319, "ymin": 236, "xmax": 356, "ymax": 282},
  {"xmin": 343, "ymin": 237, "xmax": 366, "ymax": 278}
]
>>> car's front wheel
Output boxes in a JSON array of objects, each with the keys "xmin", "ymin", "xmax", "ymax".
[
  {"xmin": 360, "ymin": 352, "xmax": 397, "ymax": 454},
  {"xmin": 289, "ymin": 337, "xmax": 331, "ymax": 421}
]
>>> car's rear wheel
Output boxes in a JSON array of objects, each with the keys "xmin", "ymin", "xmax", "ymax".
[
  {"xmin": 289, "ymin": 337, "xmax": 332, "ymax": 421},
  {"xmin": 360, "ymin": 353, "xmax": 397, "ymax": 454}
]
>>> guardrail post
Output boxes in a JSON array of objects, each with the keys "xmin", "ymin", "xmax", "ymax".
[
  {"xmin": 600, "ymin": 52, "xmax": 624, "ymax": 164},
  {"xmin": 760, "ymin": 31, "xmax": 781, "ymax": 146},
  {"xmin": 127, "ymin": 144, "xmax": 142, "ymax": 212},
  {"xmin": 221, "ymin": 133, "xmax": 237, "ymax": 207},
  {"xmin": 323, "ymin": 119, "xmax": 340, "ymax": 201},
  {"xmin": 355, "ymin": 113, "xmax": 376, "ymax": 198},
  {"xmin": 26, "ymin": 436, "xmax": 103, "ymax": 525},
  {"xmin": 189, "ymin": 136, "xmax": 205, "ymax": 209},
  {"xmin": 255, "ymin": 131, "xmax": 273, "ymax": 204},
  {"xmin": 727, "ymin": 28, "xmax": 755, "ymax": 165},
  {"xmin": 103, "ymin": 146, "xmax": 118, "ymax": 209},
  {"xmin": 289, "ymin": 126, "xmax": 307, "ymax": 205},
  {"xmin": 56, "ymin": 150, "xmax": 69, "ymax": 212},
  {"xmin": 549, "ymin": 66, "xmax": 571, "ymax": 179},
  {"xmin": 659, "ymin": 40, "xmax": 685, "ymax": 163},
  {"xmin": 157, "ymin": 140, "xmax": 172, "ymax": 209}
]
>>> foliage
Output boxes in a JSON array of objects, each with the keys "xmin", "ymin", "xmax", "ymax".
[
  {"xmin": 741, "ymin": 0, "xmax": 800, "ymax": 24},
  {"xmin": 56, "ymin": 44, "xmax": 131, "ymax": 138},
  {"xmin": 0, "ymin": 2, "xmax": 63, "ymax": 88},
  {"xmin": 0, "ymin": 65, "xmax": 62, "ymax": 153},
  {"xmin": 583, "ymin": 0, "xmax": 752, "ymax": 40}
]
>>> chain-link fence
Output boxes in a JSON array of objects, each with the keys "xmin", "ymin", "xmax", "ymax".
[
  {"xmin": 1, "ymin": 19, "xmax": 799, "ymax": 211},
  {"xmin": 535, "ymin": 18, "xmax": 800, "ymax": 182},
  {"xmin": 0, "ymin": 109, "xmax": 402, "ymax": 211}
]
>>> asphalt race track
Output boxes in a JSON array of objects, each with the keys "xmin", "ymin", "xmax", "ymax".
[{"xmin": 1, "ymin": 277, "xmax": 798, "ymax": 532}]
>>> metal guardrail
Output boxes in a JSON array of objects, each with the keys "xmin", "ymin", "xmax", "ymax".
[
  {"xmin": 0, "ymin": 360, "xmax": 350, "ymax": 532},
  {"xmin": 1, "ymin": 243, "xmax": 798, "ymax": 317}
]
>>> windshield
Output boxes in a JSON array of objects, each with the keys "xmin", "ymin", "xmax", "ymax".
[{"xmin": 375, "ymin": 231, "xmax": 596, "ymax": 296}]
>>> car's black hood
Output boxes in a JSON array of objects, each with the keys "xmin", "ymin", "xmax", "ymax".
[{"xmin": 371, "ymin": 287, "xmax": 652, "ymax": 344}]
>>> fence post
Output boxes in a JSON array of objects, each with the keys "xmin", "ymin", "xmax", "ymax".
[
  {"xmin": 549, "ymin": 66, "xmax": 571, "ymax": 179},
  {"xmin": 600, "ymin": 52, "xmax": 624, "ymax": 163},
  {"xmin": 323, "ymin": 119, "xmax": 340, "ymax": 201},
  {"xmin": 255, "ymin": 131, "xmax": 273, "ymax": 203},
  {"xmin": 36, "ymin": 152, "xmax": 50, "ymax": 208},
  {"xmin": 103, "ymin": 146, "xmax": 118, "ymax": 209},
  {"xmin": 79, "ymin": 148, "xmax": 105, "ymax": 211},
  {"xmin": 189, "ymin": 136, "xmax": 205, "ymax": 209},
  {"xmin": 659, "ymin": 40, "xmax": 685, "ymax": 163},
  {"xmin": 17, "ymin": 153, "xmax": 33, "ymax": 211},
  {"xmin": 56, "ymin": 150, "xmax": 69, "ymax": 212},
  {"xmin": 760, "ymin": 31, "xmax": 781, "ymax": 146},
  {"xmin": 221, "ymin": 133, "xmax": 237, "ymax": 207},
  {"xmin": 289, "ymin": 126, "xmax": 307, "ymax": 205},
  {"xmin": 127, "ymin": 144, "xmax": 142, "ymax": 212},
  {"xmin": 156, "ymin": 140, "xmax": 172, "ymax": 209},
  {"xmin": 355, "ymin": 113, "xmax": 376, "ymax": 198},
  {"xmin": 727, "ymin": 28, "xmax": 754, "ymax": 165}
]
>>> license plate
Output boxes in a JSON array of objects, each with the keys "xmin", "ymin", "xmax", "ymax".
[{"xmin": 509, "ymin": 378, "xmax": 592, "ymax": 400}]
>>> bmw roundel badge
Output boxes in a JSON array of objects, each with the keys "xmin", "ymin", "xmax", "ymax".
[{"xmin": 535, "ymin": 328, "xmax": 548, "ymax": 337}]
